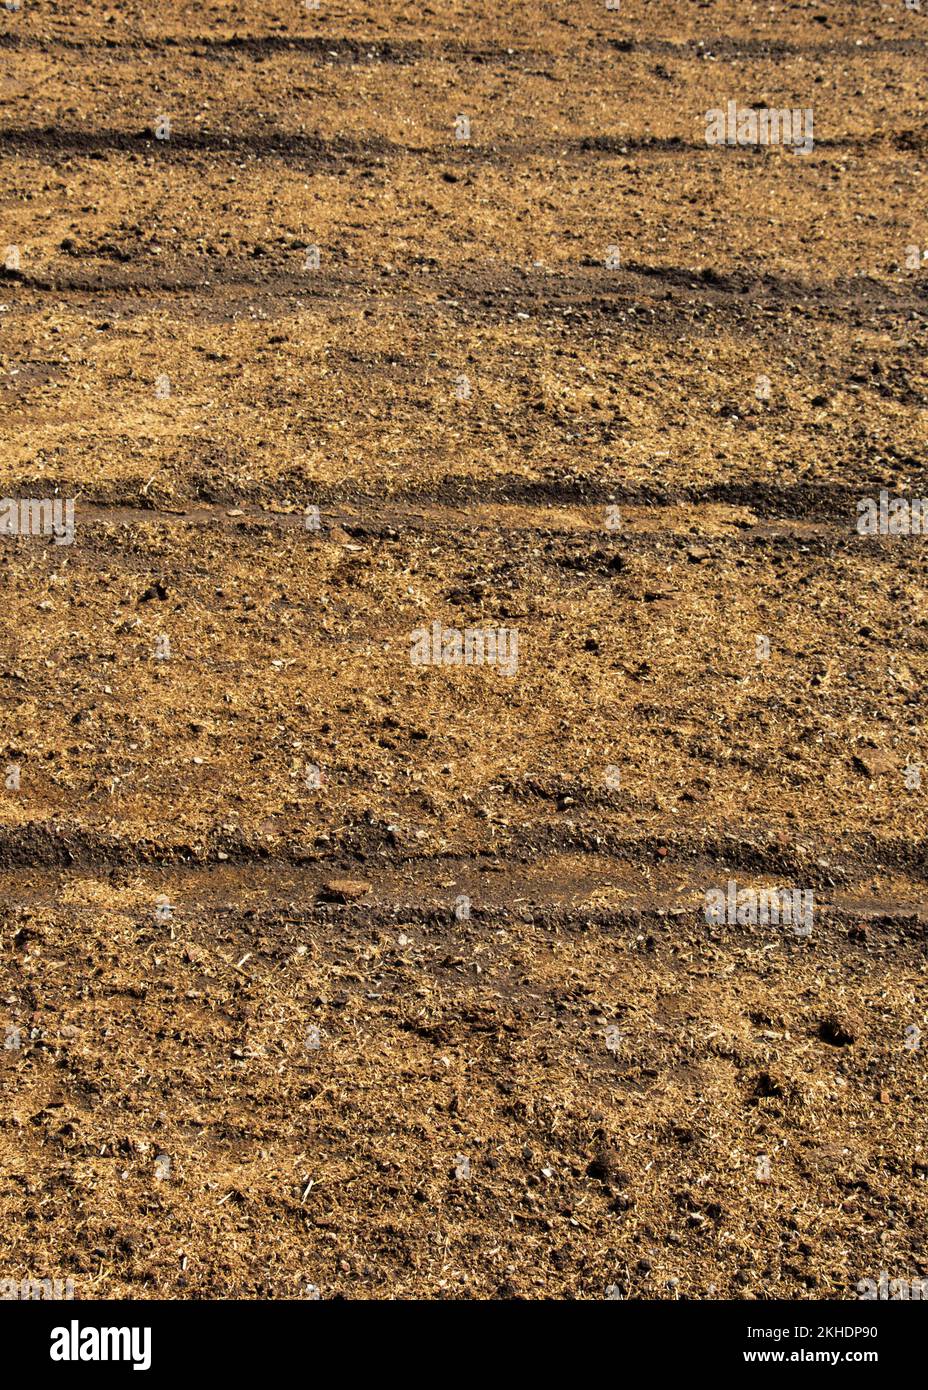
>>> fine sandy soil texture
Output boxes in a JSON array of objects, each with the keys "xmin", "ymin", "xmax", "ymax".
[{"xmin": 0, "ymin": 0, "xmax": 927, "ymax": 1301}]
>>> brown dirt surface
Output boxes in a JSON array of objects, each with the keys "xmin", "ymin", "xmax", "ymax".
[{"xmin": 0, "ymin": 0, "xmax": 927, "ymax": 1302}]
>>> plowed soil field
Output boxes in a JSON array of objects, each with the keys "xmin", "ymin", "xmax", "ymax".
[{"xmin": 1, "ymin": 0, "xmax": 927, "ymax": 1300}]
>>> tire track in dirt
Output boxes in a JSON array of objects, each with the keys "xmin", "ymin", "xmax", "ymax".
[
  {"xmin": 4, "ymin": 480, "xmax": 916, "ymax": 521},
  {"xmin": 2, "ymin": 889, "xmax": 923, "ymax": 948},
  {"xmin": 0, "ymin": 499, "xmax": 867, "ymax": 532},
  {"xmin": 5, "ymin": 261, "xmax": 926, "ymax": 341},
  {"xmin": 1, "ymin": 125, "xmax": 923, "ymax": 162},
  {"xmin": 0, "ymin": 498, "xmax": 908, "ymax": 540},
  {"xmin": 0, "ymin": 821, "xmax": 924, "ymax": 881},
  {"xmin": 2, "ymin": 32, "xmax": 927, "ymax": 61}
]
